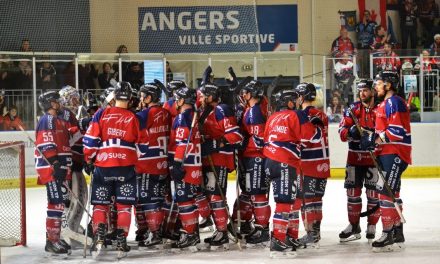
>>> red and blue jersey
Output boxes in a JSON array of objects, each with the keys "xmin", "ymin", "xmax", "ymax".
[
  {"xmin": 200, "ymin": 104, "xmax": 243, "ymax": 171},
  {"xmin": 163, "ymin": 98, "xmax": 178, "ymax": 119},
  {"xmin": 263, "ymin": 109, "xmax": 322, "ymax": 170},
  {"xmin": 171, "ymin": 108, "xmax": 202, "ymax": 185},
  {"xmin": 339, "ymin": 101, "xmax": 377, "ymax": 166},
  {"xmin": 241, "ymin": 102, "xmax": 267, "ymax": 158},
  {"xmin": 136, "ymin": 105, "xmax": 170, "ymax": 175},
  {"xmin": 83, "ymin": 106, "xmax": 140, "ymax": 167},
  {"xmin": 375, "ymin": 95, "xmax": 412, "ymax": 164},
  {"xmin": 35, "ymin": 114, "xmax": 72, "ymax": 185},
  {"xmin": 300, "ymin": 106, "xmax": 330, "ymax": 178}
]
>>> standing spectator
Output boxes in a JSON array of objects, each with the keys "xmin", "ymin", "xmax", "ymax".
[
  {"xmin": 375, "ymin": 43, "xmax": 401, "ymax": 73},
  {"xmin": 98, "ymin": 62, "xmax": 116, "ymax": 89},
  {"xmin": 39, "ymin": 60, "xmax": 57, "ymax": 91},
  {"xmin": 124, "ymin": 62, "xmax": 144, "ymax": 90},
  {"xmin": 356, "ymin": 10, "xmax": 377, "ymax": 49},
  {"xmin": 429, "ymin": 34, "xmax": 440, "ymax": 56},
  {"xmin": 371, "ymin": 25, "xmax": 391, "ymax": 52},
  {"xmin": 334, "ymin": 53, "xmax": 356, "ymax": 103},
  {"xmin": 113, "ymin": 45, "xmax": 130, "ymax": 80},
  {"xmin": 399, "ymin": 0, "xmax": 418, "ymax": 49},
  {"xmin": 2, "ymin": 106, "xmax": 25, "ymax": 130},
  {"xmin": 419, "ymin": 0, "xmax": 439, "ymax": 47},
  {"xmin": 166, "ymin": 61, "xmax": 173, "ymax": 83},
  {"xmin": 331, "ymin": 27, "xmax": 357, "ymax": 57},
  {"xmin": 326, "ymin": 95, "xmax": 345, "ymax": 123}
]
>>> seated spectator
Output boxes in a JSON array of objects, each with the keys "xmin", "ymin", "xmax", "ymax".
[
  {"xmin": 414, "ymin": 49, "xmax": 439, "ymax": 72},
  {"xmin": 429, "ymin": 34, "xmax": 440, "ymax": 56},
  {"xmin": 326, "ymin": 95, "xmax": 345, "ymax": 123},
  {"xmin": 98, "ymin": 62, "xmax": 116, "ymax": 89},
  {"xmin": 371, "ymin": 25, "xmax": 390, "ymax": 52},
  {"xmin": 334, "ymin": 52, "xmax": 356, "ymax": 103},
  {"xmin": 38, "ymin": 60, "xmax": 57, "ymax": 91},
  {"xmin": 20, "ymin": 39, "xmax": 32, "ymax": 52},
  {"xmin": 375, "ymin": 42, "xmax": 401, "ymax": 73},
  {"xmin": 331, "ymin": 27, "xmax": 357, "ymax": 57},
  {"xmin": 2, "ymin": 106, "xmax": 25, "ymax": 131},
  {"xmin": 123, "ymin": 62, "xmax": 144, "ymax": 90}
]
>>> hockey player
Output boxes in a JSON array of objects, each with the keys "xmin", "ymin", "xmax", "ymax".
[
  {"xmin": 83, "ymin": 81, "xmax": 140, "ymax": 258},
  {"xmin": 35, "ymin": 91, "xmax": 72, "ymax": 255},
  {"xmin": 237, "ymin": 80, "xmax": 271, "ymax": 246},
  {"xmin": 135, "ymin": 83, "xmax": 171, "ymax": 247},
  {"xmin": 198, "ymin": 83, "xmax": 243, "ymax": 248},
  {"xmin": 163, "ymin": 80, "xmax": 187, "ymax": 119},
  {"xmin": 169, "ymin": 86, "xmax": 203, "ymax": 249},
  {"xmin": 360, "ymin": 71, "xmax": 411, "ymax": 252},
  {"xmin": 263, "ymin": 89, "xmax": 322, "ymax": 257},
  {"xmin": 338, "ymin": 79, "xmax": 380, "ymax": 243},
  {"xmin": 295, "ymin": 83, "xmax": 330, "ymax": 247}
]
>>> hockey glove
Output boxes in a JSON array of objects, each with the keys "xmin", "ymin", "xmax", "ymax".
[
  {"xmin": 78, "ymin": 117, "xmax": 92, "ymax": 132},
  {"xmin": 52, "ymin": 161, "xmax": 67, "ymax": 184},
  {"xmin": 348, "ymin": 125, "xmax": 361, "ymax": 140},
  {"xmin": 360, "ymin": 131, "xmax": 376, "ymax": 151},
  {"xmin": 201, "ymin": 139, "xmax": 220, "ymax": 156},
  {"xmin": 309, "ymin": 116, "xmax": 324, "ymax": 127},
  {"xmin": 172, "ymin": 161, "xmax": 186, "ymax": 181}
]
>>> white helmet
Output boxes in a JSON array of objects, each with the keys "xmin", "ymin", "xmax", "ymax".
[{"xmin": 59, "ymin": 85, "xmax": 80, "ymax": 111}]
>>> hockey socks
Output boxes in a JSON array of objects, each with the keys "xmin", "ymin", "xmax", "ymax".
[
  {"xmin": 272, "ymin": 203, "xmax": 293, "ymax": 242},
  {"xmin": 232, "ymin": 193, "xmax": 253, "ymax": 222},
  {"xmin": 46, "ymin": 203, "xmax": 64, "ymax": 242},
  {"xmin": 143, "ymin": 202, "xmax": 164, "ymax": 232},
  {"xmin": 210, "ymin": 195, "xmax": 228, "ymax": 231},
  {"xmin": 346, "ymin": 188, "xmax": 362, "ymax": 225},
  {"xmin": 116, "ymin": 203, "xmax": 132, "ymax": 236},
  {"xmin": 379, "ymin": 193, "xmax": 403, "ymax": 232},
  {"xmin": 178, "ymin": 201, "xmax": 199, "ymax": 234},
  {"xmin": 252, "ymin": 194, "xmax": 271, "ymax": 227},
  {"xmin": 195, "ymin": 193, "xmax": 211, "ymax": 219},
  {"xmin": 287, "ymin": 199, "xmax": 301, "ymax": 239},
  {"xmin": 366, "ymin": 189, "xmax": 380, "ymax": 225}
]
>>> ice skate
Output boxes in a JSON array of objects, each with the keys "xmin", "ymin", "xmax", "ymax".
[
  {"xmin": 372, "ymin": 231, "xmax": 394, "ymax": 253},
  {"xmin": 44, "ymin": 239, "xmax": 69, "ymax": 259},
  {"xmin": 245, "ymin": 225, "xmax": 270, "ymax": 248},
  {"xmin": 90, "ymin": 223, "xmax": 106, "ymax": 258},
  {"xmin": 269, "ymin": 236, "xmax": 297, "ymax": 258},
  {"xmin": 299, "ymin": 230, "xmax": 320, "ymax": 248},
  {"xmin": 393, "ymin": 225, "xmax": 405, "ymax": 250},
  {"xmin": 199, "ymin": 216, "xmax": 215, "ymax": 233},
  {"xmin": 204, "ymin": 230, "xmax": 229, "ymax": 250},
  {"xmin": 170, "ymin": 230, "xmax": 200, "ymax": 253},
  {"xmin": 115, "ymin": 229, "xmax": 131, "ymax": 259},
  {"xmin": 366, "ymin": 224, "xmax": 376, "ymax": 244},
  {"xmin": 339, "ymin": 223, "xmax": 361, "ymax": 243},
  {"xmin": 285, "ymin": 234, "xmax": 304, "ymax": 249},
  {"xmin": 140, "ymin": 230, "xmax": 163, "ymax": 249}
]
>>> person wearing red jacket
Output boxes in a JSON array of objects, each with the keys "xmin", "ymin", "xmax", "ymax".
[
  {"xmin": 169, "ymin": 86, "xmax": 203, "ymax": 249},
  {"xmin": 2, "ymin": 106, "xmax": 25, "ymax": 131},
  {"xmin": 360, "ymin": 71, "xmax": 412, "ymax": 252},
  {"xmin": 83, "ymin": 81, "xmax": 140, "ymax": 257},
  {"xmin": 35, "ymin": 91, "xmax": 72, "ymax": 255},
  {"xmin": 198, "ymin": 83, "xmax": 243, "ymax": 248},
  {"xmin": 338, "ymin": 79, "xmax": 380, "ymax": 243},
  {"xmin": 135, "ymin": 83, "xmax": 171, "ymax": 247},
  {"xmin": 263, "ymin": 89, "xmax": 322, "ymax": 257},
  {"xmin": 294, "ymin": 83, "xmax": 330, "ymax": 248}
]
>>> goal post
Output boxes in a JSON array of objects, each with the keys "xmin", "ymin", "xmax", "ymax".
[{"xmin": 0, "ymin": 141, "xmax": 26, "ymax": 246}]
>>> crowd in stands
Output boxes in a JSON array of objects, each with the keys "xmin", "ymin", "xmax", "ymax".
[{"xmin": 328, "ymin": 0, "xmax": 440, "ymax": 122}]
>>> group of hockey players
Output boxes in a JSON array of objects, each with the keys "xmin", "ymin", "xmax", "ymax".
[{"xmin": 34, "ymin": 64, "xmax": 411, "ymax": 259}]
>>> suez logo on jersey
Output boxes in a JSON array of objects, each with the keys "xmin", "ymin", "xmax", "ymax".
[
  {"xmin": 138, "ymin": 5, "xmax": 298, "ymax": 53},
  {"xmin": 96, "ymin": 152, "xmax": 127, "ymax": 161}
]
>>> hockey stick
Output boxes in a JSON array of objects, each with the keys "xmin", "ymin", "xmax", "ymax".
[
  {"xmin": 166, "ymin": 107, "xmax": 199, "ymax": 227},
  {"xmin": 17, "ymin": 125, "xmax": 93, "ymax": 220},
  {"xmin": 83, "ymin": 169, "xmax": 93, "ymax": 258},
  {"xmin": 347, "ymin": 106, "xmax": 406, "ymax": 223}
]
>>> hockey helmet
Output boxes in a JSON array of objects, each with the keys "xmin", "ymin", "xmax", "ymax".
[
  {"xmin": 273, "ymin": 89, "xmax": 299, "ymax": 110},
  {"xmin": 165, "ymin": 80, "xmax": 187, "ymax": 97},
  {"xmin": 59, "ymin": 85, "xmax": 80, "ymax": 109},
  {"xmin": 375, "ymin": 71, "xmax": 399, "ymax": 90},
  {"xmin": 140, "ymin": 83, "xmax": 162, "ymax": 103},
  {"xmin": 357, "ymin": 79, "xmax": 374, "ymax": 90},
  {"xmin": 38, "ymin": 90, "xmax": 60, "ymax": 111},
  {"xmin": 100, "ymin": 86, "xmax": 115, "ymax": 104},
  {"xmin": 114, "ymin": 81, "xmax": 132, "ymax": 101},
  {"xmin": 295, "ymin": 82, "xmax": 316, "ymax": 101},
  {"xmin": 199, "ymin": 83, "xmax": 220, "ymax": 100},
  {"xmin": 241, "ymin": 80, "xmax": 264, "ymax": 98},
  {"xmin": 174, "ymin": 86, "xmax": 197, "ymax": 105}
]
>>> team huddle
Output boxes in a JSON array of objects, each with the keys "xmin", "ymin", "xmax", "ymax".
[{"xmin": 33, "ymin": 67, "xmax": 411, "ymax": 259}]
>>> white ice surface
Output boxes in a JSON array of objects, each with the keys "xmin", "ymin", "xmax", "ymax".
[{"xmin": 1, "ymin": 178, "xmax": 440, "ymax": 264}]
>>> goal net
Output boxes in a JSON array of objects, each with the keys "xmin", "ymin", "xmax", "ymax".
[{"xmin": 0, "ymin": 142, "xmax": 26, "ymax": 246}]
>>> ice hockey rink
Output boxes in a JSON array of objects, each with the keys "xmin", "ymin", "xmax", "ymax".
[{"xmin": 1, "ymin": 178, "xmax": 440, "ymax": 264}]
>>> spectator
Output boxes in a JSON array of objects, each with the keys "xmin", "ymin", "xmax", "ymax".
[
  {"xmin": 0, "ymin": 90, "xmax": 6, "ymax": 116},
  {"xmin": 38, "ymin": 60, "xmax": 57, "ymax": 91},
  {"xmin": 419, "ymin": 0, "xmax": 439, "ymax": 47},
  {"xmin": 371, "ymin": 25, "xmax": 391, "ymax": 51},
  {"xmin": 334, "ymin": 52, "xmax": 356, "ymax": 103},
  {"xmin": 113, "ymin": 45, "xmax": 130, "ymax": 80},
  {"xmin": 429, "ymin": 34, "xmax": 440, "ymax": 56},
  {"xmin": 375, "ymin": 42, "xmax": 401, "ymax": 73},
  {"xmin": 432, "ymin": 91, "xmax": 440, "ymax": 111},
  {"xmin": 326, "ymin": 95, "xmax": 345, "ymax": 123},
  {"xmin": 399, "ymin": 0, "xmax": 418, "ymax": 49},
  {"xmin": 20, "ymin": 39, "xmax": 32, "ymax": 52},
  {"xmin": 414, "ymin": 49, "xmax": 438, "ymax": 72},
  {"xmin": 98, "ymin": 62, "xmax": 116, "ymax": 89},
  {"xmin": 166, "ymin": 61, "xmax": 173, "ymax": 83},
  {"xmin": 0, "ymin": 54, "xmax": 13, "ymax": 90},
  {"xmin": 123, "ymin": 62, "xmax": 144, "ymax": 90},
  {"xmin": 331, "ymin": 27, "xmax": 357, "ymax": 57},
  {"xmin": 2, "ymin": 105, "xmax": 25, "ymax": 130},
  {"xmin": 356, "ymin": 10, "xmax": 377, "ymax": 49}
]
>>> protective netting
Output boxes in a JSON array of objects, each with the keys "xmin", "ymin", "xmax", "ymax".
[{"xmin": 0, "ymin": 143, "xmax": 25, "ymax": 246}]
